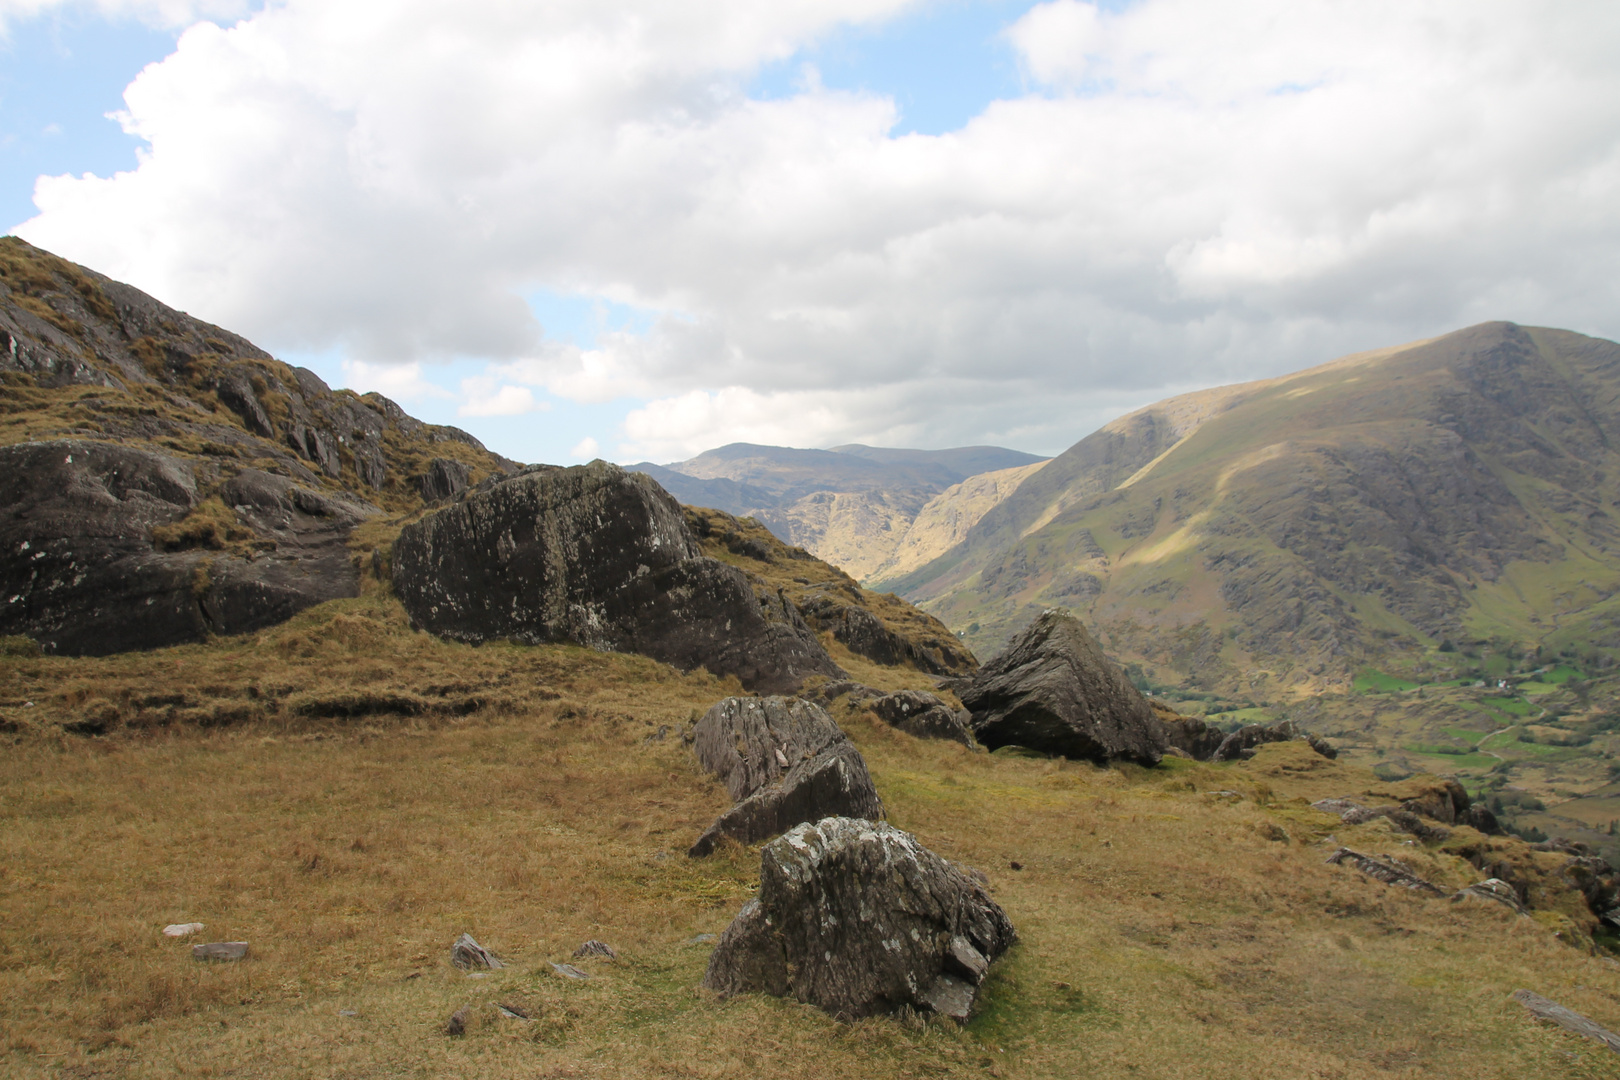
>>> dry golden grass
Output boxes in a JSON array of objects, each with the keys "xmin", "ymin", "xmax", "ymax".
[{"xmin": 4, "ymin": 597, "xmax": 1620, "ymax": 1078}]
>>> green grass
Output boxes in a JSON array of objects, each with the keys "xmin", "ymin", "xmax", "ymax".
[
  {"xmin": 1479, "ymin": 696, "xmax": 1537, "ymax": 720},
  {"xmin": 1404, "ymin": 751, "xmax": 1500, "ymax": 770},
  {"xmin": 1354, "ymin": 669, "xmax": 1420, "ymax": 694}
]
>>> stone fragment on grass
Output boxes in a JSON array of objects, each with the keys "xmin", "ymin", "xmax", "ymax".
[
  {"xmin": 704, "ymin": 817, "xmax": 1016, "ymax": 1022},
  {"xmin": 573, "ymin": 940, "xmax": 617, "ymax": 960},
  {"xmin": 1513, "ymin": 989, "xmax": 1620, "ymax": 1054},
  {"xmin": 192, "ymin": 942, "xmax": 249, "ymax": 961},
  {"xmin": 549, "ymin": 962, "xmax": 591, "ymax": 979},
  {"xmin": 1324, "ymin": 847, "xmax": 1446, "ymax": 896},
  {"xmin": 445, "ymin": 1006, "xmax": 469, "ymax": 1037},
  {"xmin": 688, "ymin": 696, "xmax": 883, "ymax": 857},
  {"xmin": 162, "ymin": 922, "xmax": 204, "ymax": 937},
  {"xmin": 451, "ymin": 932, "xmax": 502, "ymax": 970},
  {"xmin": 1453, "ymin": 878, "xmax": 1530, "ymax": 915}
]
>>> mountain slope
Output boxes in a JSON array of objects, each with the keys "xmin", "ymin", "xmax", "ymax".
[
  {"xmin": 630, "ymin": 442, "xmax": 1047, "ymax": 580},
  {"xmin": 896, "ymin": 322, "xmax": 1620, "ymax": 698}
]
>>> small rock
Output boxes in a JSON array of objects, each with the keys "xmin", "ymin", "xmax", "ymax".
[
  {"xmin": 445, "ymin": 1006, "xmax": 469, "ymax": 1037},
  {"xmin": 549, "ymin": 962, "xmax": 591, "ymax": 979},
  {"xmin": 1324, "ymin": 847, "xmax": 1445, "ymax": 896},
  {"xmin": 573, "ymin": 940, "xmax": 618, "ymax": 960},
  {"xmin": 451, "ymin": 932, "xmax": 503, "ymax": 970},
  {"xmin": 494, "ymin": 1002, "xmax": 532, "ymax": 1019},
  {"xmin": 1009, "ymin": 861, "xmax": 1023, "ymax": 871},
  {"xmin": 1453, "ymin": 878, "xmax": 1529, "ymax": 916},
  {"xmin": 867, "ymin": 690, "xmax": 975, "ymax": 747},
  {"xmin": 163, "ymin": 922, "xmax": 205, "ymax": 937},
  {"xmin": 192, "ymin": 942, "xmax": 249, "ymax": 961},
  {"xmin": 338, "ymin": 1009, "xmax": 358, "ymax": 1017},
  {"xmin": 685, "ymin": 933, "xmax": 718, "ymax": 945}
]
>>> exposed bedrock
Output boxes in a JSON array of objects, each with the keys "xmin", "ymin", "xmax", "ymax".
[
  {"xmin": 391, "ymin": 462, "xmax": 844, "ymax": 694},
  {"xmin": 0, "ymin": 442, "xmax": 370, "ymax": 655}
]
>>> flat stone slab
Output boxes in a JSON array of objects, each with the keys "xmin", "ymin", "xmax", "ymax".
[
  {"xmin": 192, "ymin": 942, "xmax": 249, "ymax": 961},
  {"xmin": 1513, "ymin": 989, "xmax": 1620, "ymax": 1053}
]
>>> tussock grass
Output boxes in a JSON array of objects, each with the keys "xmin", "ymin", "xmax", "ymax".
[{"xmin": 3, "ymin": 602, "xmax": 1620, "ymax": 1077}]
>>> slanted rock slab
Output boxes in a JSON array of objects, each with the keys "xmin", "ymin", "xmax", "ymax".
[
  {"xmin": 961, "ymin": 610, "xmax": 1165, "ymax": 765},
  {"xmin": 704, "ymin": 817, "xmax": 1016, "ymax": 1021},
  {"xmin": 688, "ymin": 697, "xmax": 883, "ymax": 857},
  {"xmin": 192, "ymin": 942, "xmax": 249, "ymax": 961},
  {"xmin": 451, "ymin": 933, "xmax": 502, "ymax": 970}
]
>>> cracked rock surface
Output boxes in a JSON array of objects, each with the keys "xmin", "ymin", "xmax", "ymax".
[
  {"xmin": 688, "ymin": 697, "xmax": 882, "ymax": 856},
  {"xmin": 704, "ymin": 817, "xmax": 1016, "ymax": 1021}
]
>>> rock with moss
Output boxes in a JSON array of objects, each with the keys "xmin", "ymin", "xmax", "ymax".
[
  {"xmin": 704, "ymin": 817, "xmax": 1016, "ymax": 1021},
  {"xmin": 962, "ymin": 610, "xmax": 1166, "ymax": 765},
  {"xmin": 392, "ymin": 463, "xmax": 844, "ymax": 695},
  {"xmin": 866, "ymin": 689, "xmax": 974, "ymax": 746}
]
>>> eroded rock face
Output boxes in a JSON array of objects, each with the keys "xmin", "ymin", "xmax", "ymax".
[
  {"xmin": 689, "ymin": 697, "xmax": 882, "ymax": 856},
  {"xmin": 867, "ymin": 690, "xmax": 974, "ymax": 747},
  {"xmin": 962, "ymin": 610, "xmax": 1165, "ymax": 765},
  {"xmin": 392, "ymin": 463, "xmax": 843, "ymax": 694},
  {"xmin": 1210, "ymin": 719, "xmax": 1338, "ymax": 762},
  {"xmin": 0, "ymin": 443, "xmax": 370, "ymax": 655},
  {"xmin": 704, "ymin": 817, "xmax": 1016, "ymax": 1021}
]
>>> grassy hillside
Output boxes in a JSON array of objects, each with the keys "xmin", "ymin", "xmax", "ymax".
[{"xmin": 4, "ymin": 590, "xmax": 1620, "ymax": 1078}]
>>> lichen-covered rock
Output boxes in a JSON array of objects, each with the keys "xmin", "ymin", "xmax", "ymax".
[
  {"xmin": 0, "ymin": 443, "xmax": 371, "ymax": 655},
  {"xmin": 704, "ymin": 817, "xmax": 1016, "ymax": 1021},
  {"xmin": 961, "ymin": 610, "xmax": 1165, "ymax": 765},
  {"xmin": 867, "ymin": 690, "xmax": 974, "ymax": 746},
  {"xmin": 1154, "ymin": 710, "xmax": 1228, "ymax": 760},
  {"xmin": 688, "ymin": 697, "xmax": 881, "ymax": 856},
  {"xmin": 392, "ymin": 463, "xmax": 843, "ymax": 694}
]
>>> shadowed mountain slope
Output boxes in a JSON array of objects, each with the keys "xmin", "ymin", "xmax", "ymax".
[{"xmin": 893, "ymin": 322, "xmax": 1620, "ymax": 697}]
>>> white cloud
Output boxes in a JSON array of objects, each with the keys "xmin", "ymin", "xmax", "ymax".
[
  {"xmin": 341, "ymin": 358, "xmax": 451, "ymax": 403},
  {"xmin": 569, "ymin": 436, "xmax": 600, "ymax": 461},
  {"xmin": 457, "ymin": 377, "xmax": 546, "ymax": 418},
  {"xmin": 15, "ymin": 0, "xmax": 1620, "ymax": 458}
]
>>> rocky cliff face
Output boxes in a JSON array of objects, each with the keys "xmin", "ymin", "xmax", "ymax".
[
  {"xmin": 0, "ymin": 238, "xmax": 516, "ymax": 654},
  {"xmin": 391, "ymin": 462, "xmax": 845, "ymax": 694},
  {"xmin": 631, "ymin": 442, "xmax": 1047, "ymax": 582}
]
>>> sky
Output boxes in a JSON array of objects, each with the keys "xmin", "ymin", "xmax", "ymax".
[{"xmin": 3, "ymin": 1, "xmax": 1619, "ymax": 467}]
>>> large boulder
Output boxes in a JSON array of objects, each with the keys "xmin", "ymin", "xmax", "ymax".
[
  {"xmin": 961, "ymin": 610, "xmax": 1166, "ymax": 765},
  {"xmin": 704, "ymin": 817, "xmax": 1016, "ymax": 1021},
  {"xmin": 0, "ymin": 442, "xmax": 370, "ymax": 655},
  {"xmin": 391, "ymin": 462, "xmax": 843, "ymax": 694},
  {"xmin": 689, "ymin": 697, "xmax": 882, "ymax": 856},
  {"xmin": 866, "ymin": 690, "xmax": 974, "ymax": 747}
]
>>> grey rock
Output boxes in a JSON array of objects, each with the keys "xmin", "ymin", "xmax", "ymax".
[
  {"xmin": 962, "ymin": 610, "xmax": 1166, "ymax": 765},
  {"xmin": 450, "ymin": 933, "xmax": 502, "ymax": 970},
  {"xmin": 445, "ymin": 1006, "xmax": 469, "ymax": 1036},
  {"xmin": 1513, "ymin": 989, "xmax": 1620, "ymax": 1054},
  {"xmin": 688, "ymin": 697, "xmax": 883, "ymax": 857},
  {"xmin": 704, "ymin": 817, "xmax": 1016, "ymax": 1021},
  {"xmin": 685, "ymin": 933, "xmax": 718, "ymax": 945},
  {"xmin": 1157, "ymin": 714, "xmax": 1228, "ymax": 760},
  {"xmin": 1453, "ymin": 878, "xmax": 1529, "ymax": 915},
  {"xmin": 867, "ymin": 690, "xmax": 974, "ymax": 747},
  {"xmin": 392, "ymin": 462, "xmax": 843, "ymax": 694},
  {"xmin": 0, "ymin": 443, "xmax": 373, "ymax": 656},
  {"xmin": 549, "ymin": 962, "xmax": 591, "ymax": 979},
  {"xmin": 1210, "ymin": 719, "xmax": 1336, "ymax": 762},
  {"xmin": 573, "ymin": 940, "xmax": 617, "ymax": 960},
  {"xmin": 1341, "ymin": 806, "xmax": 1451, "ymax": 842},
  {"xmin": 416, "ymin": 457, "xmax": 471, "ymax": 502},
  {"xmin": 1311, "ymin": 797, "xmax": 1366, "ymax": 817},
  {"xmin": 1324, "ymin": 847, "xmax": 1446, "ymax": 896},
  {"xmin": 1465, "ymin": 803, "xmax": 1503, "ymax": 835},
  {"xmin": 192, "ymin": 941, "xmax": 249, "ymax": 961}
]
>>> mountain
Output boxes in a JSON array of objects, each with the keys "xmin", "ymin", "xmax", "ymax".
[
  {"xmin": 628, "ymin": 442, "xmax": 1047, "ymax": 580},
  {"xmin": 893, "ymin": 322, "xmax": 1620, "ymax": 698}
]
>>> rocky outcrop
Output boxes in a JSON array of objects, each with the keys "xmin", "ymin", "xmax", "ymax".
[
  {"xmin": 688, "ymin": 697, "xmax": 881, "ymax": 856},
  {"xmin": 866, "ymin": 690, "xmax": 974, "ymax": 746},
  {"xmin": 0, "ymin": 443, "xmax": 372, "ymax": 655},
  {"xmin": 1154, "ymin": 709, "xmax": 1228, "ymax": 760},
  {"xmin": 392, "ymin": 463, "xmax": 844, "ymax": 694},
  {"xmin": 415, "ymin": 458, "xmax": 471, "ymax": 503},
  {"xmin": 961, "ymin": 610, "xmax": 1165, "ymax": 765},
  {"xmin": 704, "ymin": 817, "xmax": 1016, "ymax": 1021},
  {"xmin": 1208, "ymin": 718, "xmax": 1337, "ymax": 762},
  {"xmin": 797, "ymin": 593, "xmax": 975, "ymax": 675},
  {"xmin": 1324, "ymin": 847, "xmax": 1446, "ymax": 896}
]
